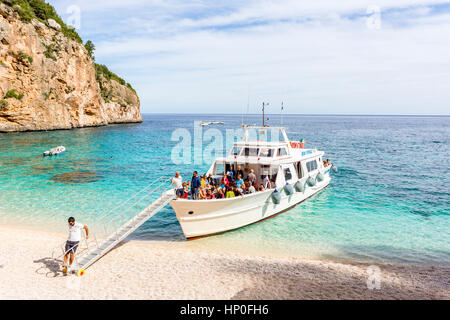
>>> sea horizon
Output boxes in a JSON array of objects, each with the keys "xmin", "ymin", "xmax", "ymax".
[{"xmin": 142, "ymin": 113, "xmax": 450, "ymax": 117}]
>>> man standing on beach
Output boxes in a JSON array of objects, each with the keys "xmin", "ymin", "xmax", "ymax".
[{"xmin": 62, "ymin": 217, "xmax": 89, "ymax": 273}]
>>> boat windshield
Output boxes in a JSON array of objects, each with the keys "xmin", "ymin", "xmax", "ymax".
[
  {"xmin": 259, "ymin": 148, "xmax": 274, "ymax": 157},
  {"xmin": 230, "ymin": 146, "xmax": 242, "ymax": 156},
  {"xmin": 243, "ymin": 147, "xmax": 259, "ymax": 157}
]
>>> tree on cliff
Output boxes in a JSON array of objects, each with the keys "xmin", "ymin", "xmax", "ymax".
[{"xmin": 84, "ymin": 40, "xmax": 95, "ymax": 60}]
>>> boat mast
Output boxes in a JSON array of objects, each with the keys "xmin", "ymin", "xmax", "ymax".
[
  {"xmin": 262, "ymin": 102, "xmax": 265, "ymax": 127},
  {"xmin": 262, "ymin": 102, "xmax": 269, "ymax": 127}
]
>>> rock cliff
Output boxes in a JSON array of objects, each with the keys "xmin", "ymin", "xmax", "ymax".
[{"xmin": 0, "ymin": 2, "xmax": 142, "ymax": 132}]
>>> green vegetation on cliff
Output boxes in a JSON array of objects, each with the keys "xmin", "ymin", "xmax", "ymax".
[
  {"xmin": 4, "ymin": 89, "xmax": 24, "ymax": 100},
  {"xmin": 1, "ymin": 0, "xmax": 82, "ymax": 43},
  {"xmin": 1, "ymin": 0, "xmax": 137, "ymax": 96},
  {"xmin": 0, "ymin": 99, "xmax": 8, "ymax": 110},
  {"xmin": 95, "ymin": 64, "xmax": 135, "ymax": 93},
  {"xmin": 95, "ymin": 64, "xmax": 136, "ymax": 101}
]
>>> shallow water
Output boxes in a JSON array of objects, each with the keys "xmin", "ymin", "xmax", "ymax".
[{"xmin": 0, "ymin": 114, "xmax": 449, "ymax": 266}]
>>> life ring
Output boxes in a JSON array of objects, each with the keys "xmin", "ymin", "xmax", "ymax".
[{"xmin": 290, "ymin": 141, "xmax": 305, "ymax": 149}]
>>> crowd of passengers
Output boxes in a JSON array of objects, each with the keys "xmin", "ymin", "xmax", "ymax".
[{"xmin": 171, "ymin": 165, "xmax": 273, "ymax": 200}]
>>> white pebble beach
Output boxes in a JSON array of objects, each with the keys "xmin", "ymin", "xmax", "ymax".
[{"xmin": 0, "ymin": 225, "xmax": 448, "ymax": 300}]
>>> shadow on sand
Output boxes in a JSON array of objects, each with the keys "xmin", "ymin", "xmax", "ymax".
[
  {"xmin": 33, "ymin": 241, "xmax": 130, "ymax": 278},
  {"xmin": 33, "ymin": 257, "xmax": 65, "ymax": 278}
]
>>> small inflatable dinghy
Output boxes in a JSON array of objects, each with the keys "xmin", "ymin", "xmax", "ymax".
[{"xmin": 43, "ymin": 146, "xmax": 66, "ymax": 157}]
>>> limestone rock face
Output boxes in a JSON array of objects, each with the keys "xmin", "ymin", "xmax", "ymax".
[
  {"xmin": 47, "ymin": 19, "xmax": 61, "ymax": 31},
  {"xmin": 0, "ymin": 4, "xmax": 142, "ymax": 132}
]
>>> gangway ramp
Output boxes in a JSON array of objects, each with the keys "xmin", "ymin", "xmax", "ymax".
[{"xmin": 53, "ymin": 176, "xmax": 176, "ymax": 275}]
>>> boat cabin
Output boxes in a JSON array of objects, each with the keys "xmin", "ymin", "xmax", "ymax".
[{"xmin": 206, "ymin": 126, "xmax": 325, "ymax": 189}]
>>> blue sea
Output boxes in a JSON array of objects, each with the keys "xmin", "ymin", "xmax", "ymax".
[{"xmin": 0, "ymin": 114, "xmax": 449, "ymax": 266}]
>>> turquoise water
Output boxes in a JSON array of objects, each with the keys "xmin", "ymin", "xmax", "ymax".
[{"xmin": 0, "ymin": 114, "xmax": 449, "ymax": 266}]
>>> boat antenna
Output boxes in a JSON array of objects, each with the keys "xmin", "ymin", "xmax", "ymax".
[
  {"xmin": 262, "ymin": 102, "xmax": 265, "ymax": 127},
  {"xmin": 262, "ymin": 102, "xmax": 269, "ymax": 127},
  {"xmin": 280, "ymin": 101, "xmax": 284, "ymax": 126},
  {"xmin": 241, "ymin": 102, "xmax": 244, "ymax": 127},
  {"xmin": 245, "ymin": 85, "xmax": 250, "ymax": 126}
]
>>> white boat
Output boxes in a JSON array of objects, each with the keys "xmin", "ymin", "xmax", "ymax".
[
  {"xmin": 170, "ymin": 125, "xmax": 335, "ymax": 239},
  {"xmin": 200, "ymin": 121, "xmax": 224, "ymax": 127},
  {"xmin": 43, "ymin": 146, "xmax": 66, "ymax": 157}
]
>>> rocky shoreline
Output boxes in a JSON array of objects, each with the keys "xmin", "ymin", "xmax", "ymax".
[{"xmin": 0, "ymin": 3, "xmax": 142, "ymax": 132}]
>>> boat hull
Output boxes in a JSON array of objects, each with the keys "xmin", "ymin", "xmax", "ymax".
[{"xmin": 170, "ymin": 174, "xmax": 330, "ymax": 239}]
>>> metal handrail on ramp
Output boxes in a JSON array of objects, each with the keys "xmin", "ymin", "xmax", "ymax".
[{"xmin": 53, "ymin": 176, "xmax": 175, "ymax": 275}]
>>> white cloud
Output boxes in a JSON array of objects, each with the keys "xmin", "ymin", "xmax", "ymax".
[{"xmin": 48, "ymin": 0, "xmax": 450, "ymax": 114}]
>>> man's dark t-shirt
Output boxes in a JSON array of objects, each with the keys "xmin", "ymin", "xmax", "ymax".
[{"xmin": 191, "ymin": 176, "xmax": 201, "ymax": 188}]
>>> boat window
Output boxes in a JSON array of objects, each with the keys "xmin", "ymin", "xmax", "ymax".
[
  {"xmin": 277, "ymin": 148, "xmax": 288, "ymax": 157},
  {"xmin": 230, "ymin": 146, "xmax": 242, "ymax": 156},
  {"xmin": 261, "ymin": 165, "xmax": 271, "ymax": 176},
  {"xmin": 259, "ymin": 148, "xmax": 274, "ymax": 157},
  {"xmin": 243, "ymin": 147, "xmax": 259, "ymax": 157},
  {"xmin": 306, "ymin": 160, "xmax": 318, "ymax": 172},
  {"xmin": 284, "ymin": 168, "xmax": 292, "ymax": 181},
  {"xmin": 297, "ymin": 162, "xmax": 303, "ymax": 178},
  {"xmin": 214, "ymin": 162, "xmax": 224, "ymax": 175}
]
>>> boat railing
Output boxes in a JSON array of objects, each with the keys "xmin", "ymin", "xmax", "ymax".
[
  {"xmin": 94, "ymin": 176, "xmax": 172, "ymax": 223},
  {"xmin": 50, "ymin": 176, "xmax": 173, "ymax": 269}
]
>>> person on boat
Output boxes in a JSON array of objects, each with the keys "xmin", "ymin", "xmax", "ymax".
[
  {"xmin": 180, "ymin": 183, "xmax": 188, "ymax": 199},
  {"xmin": 258, "ymin": 185, "xmax": 265, "ymax": 192},
  {"xmin": 227, "ymin": 165, "xmax": 235, "ymax": 181},
  {"xmin": 247, "ymin": 169, "xmax": 257, "ymax": 186},
  {"xmin": 206, "ymin": 188, "xmax": 215, "ymax": 200},
  {"xmin": 237, "ymin": 166, "xmax": 244, "ymax": 180},
  {"xmin": 233, "ymin": 186, "xmax": 244, "ymax": 197},
  {"xmin": 248, "ymin": 182, "xmax": 256, "ymax": 194},
  {"xmin": 215, "ymin": 187, "xmax": 225, "ymax": 199},
  {"xmin": 171, "ymin": 172, "xmax": 184, "ymax": 198},
  {"xmin": 236, "ymin": 175, "xmax": 244, "ymax": 189},
  {"xmin": 225, "ymin": 186, "xmax": 235, "ymax": 198},
  {"xmin": 62, "ymin": 217, "xmax": 88, "ymax": 273},
  {"xmin": 198, "ymin": 187, "xmax": 207, "ymax": 200},
  {"xmin": 207, "ymin": 173, "xmax": 215, "ymax": 187},
  {"xmin": 191, "ymin": 171, "xmax": 201, "ymax": 200},
  {"xmin": 263, "ymin": 175, "xmax": 272, "ymax": 189},
  {"xmin": 222, "ymin": 176, "xmax": 229, "ymax": 187},
  {"xmin": 200, "ymin": 175, "xmax": 206, "ymax": 188}
]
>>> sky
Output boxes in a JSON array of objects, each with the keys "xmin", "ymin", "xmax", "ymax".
[{"xmin": 47, "ymin": 0, "xmax": 450, "ymax": 115}]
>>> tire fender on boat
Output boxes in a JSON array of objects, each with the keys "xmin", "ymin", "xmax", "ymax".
[
  {"xmin": 284, "ymin": 184, "xmax": 294, "ymax": 195},
  {"xmin": 271, "ymin": 190, "xmax": 281, "ymax": 204},
  {"xmin": 294, "ymin": 181, "xmax": 305, "ymax": 193},
  {"xmin": 306, "ymin": 177, "xmax": 316, "ymax": 187}
]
